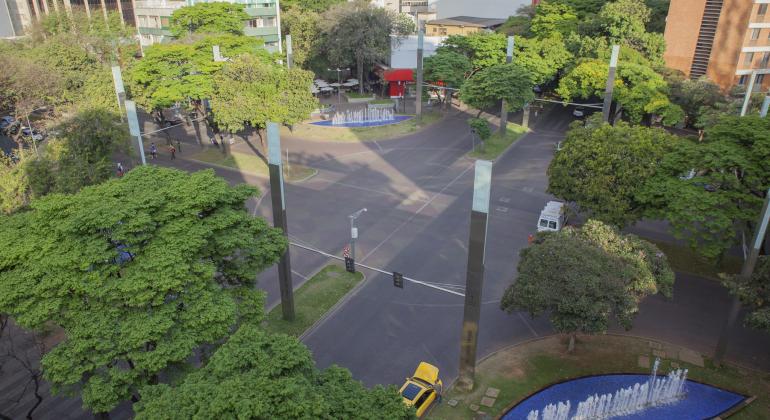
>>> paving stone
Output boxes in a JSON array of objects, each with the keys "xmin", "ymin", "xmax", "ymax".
[
  {"xmin": 469, "ymin": 404, "xmax": 479, "ymax": 412},
  {"xmin": 447, "ymin": 399, "xmax": 458, "ymax": 407},
  {"xmin": 485, "ymin": 387, "xmax": 500, "ymax": 398},
  {"xmin": 652, "ymin": 349, "xmax": 666, "ymax": 358},
  {"xmin": 480, "ymin": 397, "xmax": 496, "ymax": 407},
  {"xmin": 638, "ymin": 355, "xmax": 650, "ymax": 368},
  {"xmin": 679, "ymin": 349, "xmax": 705, "ymax": 367},
  {"xmin": 649, "ymin": 341, "xmax": 662, "ymax": 349}
]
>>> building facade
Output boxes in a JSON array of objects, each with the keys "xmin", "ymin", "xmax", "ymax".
[
  {"xmin": 664, "ymin": 0, "xmax": 770, "ymax": 91},
  {"xmin": 424, "ymin": 16, "xmax": 504, "ymax": 36},
  {"xmin": 134, "ymin": 0, "xmax": 280, "ymax": 49},
  {"xmin": 3, "ymin": 0, "xmax": 137, "ymax": 36}
]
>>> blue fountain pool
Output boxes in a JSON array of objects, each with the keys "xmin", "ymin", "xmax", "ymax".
[
  {"xmin": 502, "ymin": 374, "xmax": 746, "ymax": 419},
  {"xmin": 310, "ymin": 115, "xmax": 413, "ymax": 128}
]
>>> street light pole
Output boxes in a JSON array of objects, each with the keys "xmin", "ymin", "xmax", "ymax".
[
  {"xmin": 349, "ymin": 208, "xmax": 367, "ymax": 262},
  {"xmin": 327, "ymin": 67, "xmax": 349, "ymax": 104}
]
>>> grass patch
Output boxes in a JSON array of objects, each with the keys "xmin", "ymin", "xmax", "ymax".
[
  {"xmin": 263, "ymin": 264, "xmax": 364, "ymax": 337},
  {"xmin": 345, "ymin": 92, "xmax": 374, "ymax": 99},
  {"xmin": 467, "ymin": 124, "xmax": 528, "ymax": 160},
  {"xmin": 429, "ymin": 335, "xmax": 768, "ymax": 420},
  {"xmin": 370, "ymin": 99, "xmax": 396, "ymax": 105},
  {"xmin": 187, "ymin": 148, "xmax": 316, "ymax": 182},
  {"xmin": 645, "ymin": 239, "xmax": 742, "ymax": 280},
  {"xmin": 281, "ymin": 111, "xmax": 443, "ymax": 142}
]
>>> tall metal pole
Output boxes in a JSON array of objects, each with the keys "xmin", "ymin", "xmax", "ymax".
[
  {"xmin": 457, "ymin": 159, "xmax": 493, "ymax": 391},
  {"xmin": 124, "ymin": 100, "xmax": 146, "ymax": 165},
  {"xmin": 286, "ymin": 34, "xmax": 293, "ymax": 69},
  {"xmin": 602, "ymin": 45, "xmax": 620, "ymax": 124},
  {"xmin": 714, "ymin": 188, "xmax": 770, "ymax": 365},
  {"xmin": 760, "ymin": 95, "xmax": 770, "ymax": 118},
  {"xmin": 267, "ymin": 122, "xmax": 295, "ymax": 321},
  {"xmin": 348, "ymin": 208, "xmax": 366, "ymax": 262},
  {"xmin": 741, "ymin": 71, "xmax": 758, "ymax": 117},
  {"xmin": 500, "ymin": 36, "xmax": 514, "ymax": 134},
  {"xmin": 111, "ymin": 66, "xmax": 126, "ymax": 121},
  {"xmin": 416, "ymin": 28, "xmax": 424, "ymax": 119}
]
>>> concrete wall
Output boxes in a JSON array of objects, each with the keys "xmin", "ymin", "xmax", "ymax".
[
  {"xmin": 434, "ymin": 0, "xmax": 529, "ymax": 19},
  {"xmin": 708, "ymin": 0, "xmax": 752, "ymax": 89}
]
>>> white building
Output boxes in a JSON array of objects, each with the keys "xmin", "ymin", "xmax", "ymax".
[{"xmin": 434, "ymin": 0, "xmax": 530, "ymax": 19}]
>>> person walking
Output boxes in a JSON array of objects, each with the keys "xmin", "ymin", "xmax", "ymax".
[
  {"xmin": 116, "ymin": 162, "xmax": 124, "ymax": 177},
  {"xmin": 169, "ymin": 144, "xmax": 176, "ymax": 160},
  {"xmin": 150, "ymin": 143, "xmax": 158, "ymax": 160},
  {"xmin": 175, "ymin": 139, "xmax": 182, "ymax": 153}
]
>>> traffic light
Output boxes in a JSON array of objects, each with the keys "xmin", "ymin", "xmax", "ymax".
[
  {"xmin": 393, "ymin": 271, "xmax": 404, "ymax": 289},
  {"xmin": 345, "ymin": 257, "xmax": 355, "ymax": 273}
]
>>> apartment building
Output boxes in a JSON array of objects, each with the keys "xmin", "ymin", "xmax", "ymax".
[
  {"xmin": 135, "ymin": 0, "xmax": 280, "ymax": 49},
  {"xmin": 2, "ymin": 0, "xmax": 136, "ymax": 35},
  {"xmin": 664, "ymin": 0, "xmax": 770, "ymax": 91}
]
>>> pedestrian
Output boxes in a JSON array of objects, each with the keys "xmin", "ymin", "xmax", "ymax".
[
  {"xmin": 150, "ymin": 142, "xmax": 158, "ymax": 160},
  {"xmin": 175, "ymin": 139, "xmax": 182, "ymax": 153},
  {"xmin": 116, "ymin": 162, "xmax": 124, "ymax": 177},
  {"xmin": 169, "ymin": 144, "xmax": 176, "ymax": 160}
]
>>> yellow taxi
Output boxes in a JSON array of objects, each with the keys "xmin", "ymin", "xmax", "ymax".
[{"xmin": 399, "ymin": 362, "xmax": 443, "ymax": 417}]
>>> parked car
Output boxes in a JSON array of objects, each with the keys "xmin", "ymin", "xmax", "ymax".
[
  {"xmin": 572, "ymin": 106, "xmax": 586, "ymax": 118},
  {"xmin": 399, "ymin": 362, "xmax": 443, "ymax": 417},
  {"xmin": 21, "ymin": 126, "xmax": 44, "ymax": 142}
]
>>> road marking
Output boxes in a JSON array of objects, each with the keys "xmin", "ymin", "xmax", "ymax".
[
  {"xmin": 496, "ymin": 206, "xmax": 509, "ymax": 213},
  {"xmin": 518, "ymin": 312, "xmax": 539, "ymax": 337},
  {"xmin": 373, "ymin": 140, "xmax": 384, "ymax": 153},
  {"xmin": 499, "ymin": 197, "xmax": 511, "ymax": 203},
  {"xmin": 291, "ymin": 270, "xmax": 308, "ymax": 280},
  {"xmin": 310, "ymin": 177, "xmax": 431, "ymax": 202},
  {"xmin": 360, "ymin": 163, "xmax": 474, "ymax": 263}
]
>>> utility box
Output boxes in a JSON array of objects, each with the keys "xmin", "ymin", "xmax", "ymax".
[{"xmin": 537, "ymin": 201, "xmax": 567, "ymax": 232}]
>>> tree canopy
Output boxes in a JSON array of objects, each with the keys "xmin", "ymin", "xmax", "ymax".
[
  {"xmin": 459, "ymin": 63, "xmax": 535, "ymax": 114},
  {"xmin": 501, "ymin": 220, "xmax": 673, "ymax": 349},
  {"xmin": 169, "ymin": 2, "xmax": 249, "ymax": 38},
  {"xmin": 134, "ymin": 325, "xmax": 415, "ymax": 419},
  {"xmin": 724, "ymin": 256, "xmax": 770, "ymax": 333},
  {"xmin": 0, "ymin": 166, "xmax": 286, "ymax": 413},
  {"xmin": 548, "ymin": 121, "xmax": 679, "ymax": 227}
]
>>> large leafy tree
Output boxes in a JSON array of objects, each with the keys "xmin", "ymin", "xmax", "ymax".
[
  {"xmin": 280, "ymin": 0, "xmax": 345, "ymax": 12},
  {"xmin": 597, "ymin": 0, "xmax": 665, "ymax": 63},
  {"xmin": 724, "ymin": 256, "xmax": 770, "ymax": 333},
  {"xmin": 439, "ymin": 33, "xmax": 507, "ymax": 73},
  {"xmin": 423, "ymin": 50, "xmax": 472, "ymax": 105},
  {"xmin": 502, "ymin": 220, "xmax": 673, "ymax": 351},
  {"xmin": 665, "ymin": 73, "xmax": 726, "ymax": 128},
  {"xmin": 0, "ymin": 166, "xmax": 286, "ymax": 414},
  {"xmin": 281, "ymin": 7, "xmax": 321, "ymax": 69},
  {"xmin": 134, "ymin": 325, "xmax": 415, "ymax": 419},
  {"xmin": 459, "ymin": 63, "xmax": 535, "ymax": 117},
  {"xmin": 320, "ymin": 0, "xmax": 400, "ymax": 94},
  {"xmin": 638, "ymin": 116, "xmax": 770, "ymax": 259},
  {"xmin": 211, "ymin": 54, "xmax": 317, "ymax": 158},
  {"xmin": 548, "ymin": 121, "xmax": 679, "ymax": 227},
  {"xmin": 169, "ymin": 2, "xmax": 249, "ymax": 38},
  {"xmin": 529, "ymin": 2, "xmax": 579, "ymax": 38}
]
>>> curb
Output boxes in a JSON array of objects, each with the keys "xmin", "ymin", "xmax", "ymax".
[{"xmin": 298, "ymin": 268, "xmax": 369, "ymax": 342}]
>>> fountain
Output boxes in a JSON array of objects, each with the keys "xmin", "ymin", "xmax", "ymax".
[
  {"xmin": 331, "ymin": 108, "xmax": 395, "ymax": 125},
  {"xmin": 526, "ymin": 359, "xmax": 689, "ymax": 420}
]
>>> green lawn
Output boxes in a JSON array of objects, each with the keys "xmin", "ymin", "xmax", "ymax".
[
  {"xmin": 281, "ymin": 111, "xmax": 443, "ymax": 142},
  {"xmin": 429, "ymin": 335, "xmax": 767, "ymax": 420},
  {"xmin": 645, "ymin": 238, "xmax": 743, "ymax": 280},
  {"xmin": 345, "ymin": 91, "xmax": 374, "ymax": 99},
  {"xmin": 467, "ymin": 124, "xmax": 528, "ymax": 160},
  {"xmin": 263, "ymin": 264, "xmax": 364, "ymax": 337},
  {"xmin": 187, "ymin": 148, "xmax": 316, "ymax": 182}
]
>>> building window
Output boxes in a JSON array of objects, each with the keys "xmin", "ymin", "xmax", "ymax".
[
  {"xmin": 745, "ymin": 52, "xmax": 755, "ymax": 66},
  {"xmin": 248, "ymin": 17, "xmax": 276, "ymax": 28},
  {"xmin": 757, "ymin": 74, "xmax": 766, "ymax": 84},
  {"xmin": 759, "ymin": 4, "xmax": 768, "ymax": 15},
  {"xmin": 762, "ymin": 52, "xmax": 770, "ymax": 67},
  {"xmin": 738, "ymin": 75, "xmax": 748, "ymax": 85},
  {"xmin": 160, "ymin": 17, "xmax": 169, "ymax": 28},
  {"xmin": 751, "ymin": 28, "xmax": 761, "ymax": 40}
]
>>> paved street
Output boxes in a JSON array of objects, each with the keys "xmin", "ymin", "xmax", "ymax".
[{"xmin": 2, "ymin": 106, "xmax": 769, "ymax": 419}]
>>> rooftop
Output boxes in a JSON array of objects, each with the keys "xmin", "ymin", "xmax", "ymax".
[{"xmin": 426, "ymin": 16, "xmax": 507, "ymax": 28}]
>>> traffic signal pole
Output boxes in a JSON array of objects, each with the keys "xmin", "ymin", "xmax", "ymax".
[
  {"xmin": 714, "ymin": 188, "xmax": 770, "ymax": 364},
  {"xmin": 267, "ymin": 122, "xmax": 295, "ymax": 321},
  {"xmin": 457, "ymin": 160, "xmax": 493, "ymax": 391},
  {"xmin": 500, "ymin": 36, "xmax": 514, "ymax": 134}
]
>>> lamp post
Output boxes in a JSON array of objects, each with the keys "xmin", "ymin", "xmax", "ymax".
[
  {"xmin": 328, "ymin": 67, "xmax": 350, "ymax": 104},
  {"xmin": 349, "ymin": 208, "xmax": 367, "ymax": 262}
]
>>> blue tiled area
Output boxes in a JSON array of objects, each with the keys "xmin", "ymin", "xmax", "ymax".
[
  {"xmin": 310, "ymin": 116, "xmax": 413, "ymax": 128},
  {"xmin": 503, "ymin": 374, "xmax": 746, "ymax": 420}
]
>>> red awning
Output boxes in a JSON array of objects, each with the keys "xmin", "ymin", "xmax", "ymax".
[{"xmin": 384, "ymin": 69, "xmax": 414, "ymax": 82}]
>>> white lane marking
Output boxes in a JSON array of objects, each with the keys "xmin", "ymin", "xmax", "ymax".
[{"xmin": 518, "ymin": 312, "xmax": 539, "ymax": 337}]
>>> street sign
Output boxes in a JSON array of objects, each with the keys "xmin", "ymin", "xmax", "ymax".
[
  {"xmin": 345, "ymin": 257, "xmax": 355, "ymax": 273},
  {"xmin": 393, "ymin": 271, "xmax": 404, "ymax": 289}
]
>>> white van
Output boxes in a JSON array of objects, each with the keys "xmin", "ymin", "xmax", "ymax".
[{"xmin": 537, "ymin": 201, "xmax": 567, "ymax": 232}]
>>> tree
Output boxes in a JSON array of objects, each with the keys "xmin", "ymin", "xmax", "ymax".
[
  {"xmin": 550, "ymin": 0, "xmax": 605, "ymax": 19},
  {"xmin": 392, "ymin": 12, "xmax": 417, "ymax": 36},
  {"xmin": 423, "ymin": 50, "xmax": 472, "ymax": 105},
  {"xmin": 281, "ymin": 7, "xmax": 321, "ymax": 69},
  {"xmin": 514, "ymin": 36, "xmax": 571, "ymax": 85},
  {"xmin": 501, "ymin": 220, "xmax": 673, "ymax": 351},
  {"xmin": 637, "ymin": 116, "xmax": 770, "ymax": 259},
  {"xmin": 211, "ymin": 54, "xmax": 317, "ymax": 159},
  {"xmin": 724, "ymin": 256, "xmax": 770, "ymax": 332},
  {"xmin": 280, "ymin": 0, "xmax": 345, "ymax": 13},
  {"xmin": 666, "ymin": 74, "xmax": 725, "ymax": 128},
  {"xmin": 0, "ymin": 166, "xmax": 286, "ymax": 414},
  {"xmin": 134, "ymin": 325, "xmax": 415, "ymax": 419},
  {"xmin": 459, "ymin": 63, "xmax": 535, "ymax": 117},
  {"xmin": 439, "ymin": 33, "xmax": 507, "ymax": 73},
  {"xmin": 529, "ymin": 2, "xmax": 579, "ymax": 38},
  {"xmin": 548, "ymin": 122, "xmax": 679, "ymax": 227},
  {"xmin": 645, "ymin": 0, "xmax": 671, "ymax": 33},
  {"xmin": 598, "ymin": 0, "xmax": 665, "ymax": 63},
  {"xmin": 169, "ymin": 2, "xmax": 249, "ymax": 38},
  {"xmin": 0, "ymin": 153, "xmax": 31, "ymax": 215},
  {"xmin": 468, "ymin": 117, "xmax": 491, "ymax": 151},
  {"xmin": 320, "ymin": 0, "xmax": 396, "ymax": 94}
]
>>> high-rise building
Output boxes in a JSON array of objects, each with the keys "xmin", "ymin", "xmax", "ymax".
[
  {"xmin": 664, "ymin": 0, "xmax": 770, "ymax": 91},
  {"xmin": 134, "ymin": 0, "xmax": 281, "ymax": 50},
  {"xmin": 3, "ymin": 0, "xmax": 137, "ymax": 35}
]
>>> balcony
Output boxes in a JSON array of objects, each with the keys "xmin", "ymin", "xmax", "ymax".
[
  {"xmin": 246, "ymin": 6, "xmax": 277, "ymax": 16},
  {"xmin": 244, "ymin": 26, "xmax": 279, "ymax": 38}
]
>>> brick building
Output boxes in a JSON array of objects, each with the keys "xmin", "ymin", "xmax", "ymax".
[{"xmin": 664, "ymin": 0, "xmax": 770, "ymax": 91}]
